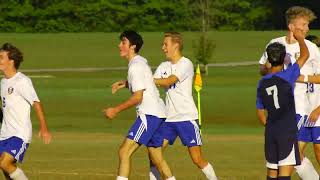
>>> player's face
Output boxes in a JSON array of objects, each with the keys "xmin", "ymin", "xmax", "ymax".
[
  {"xmin": 162, "ymin": 37, "xmax": 178, "ymax": 60},
  {"xmin": 0, "ymin": 51, "xmax": 12, "ymax": 71},
  {"xmin": 118, "ymin": 37, "xmax": 134, "ymax": 58},
  {"xmin": 289, "ymin": 16, "xmax": 310, "ymax": 37}
]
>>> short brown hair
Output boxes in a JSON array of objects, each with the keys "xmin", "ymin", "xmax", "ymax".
[
  {"xmin": 285, "ymin": 6, "xmax": 316, "ymax": 25},
  {"xmin": 0, "ymin": 43, "xmax": 23, "ymax": 69},
  {"xmin": 164, "ymin": 32, "xmax": 183, "ymax": 51}
]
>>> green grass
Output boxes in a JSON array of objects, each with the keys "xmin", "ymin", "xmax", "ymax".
[
  {"xmin": 0, "ymin": 31, "xmax": 318, "ymax": 68},
  {"xmin": 0, "ymin": 32, "xmax": 319, "ymax": 179}
]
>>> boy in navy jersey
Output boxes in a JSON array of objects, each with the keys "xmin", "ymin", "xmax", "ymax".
[{"xmin": 256, "ymin": 28, "xmax": 309, "ymax": 180}]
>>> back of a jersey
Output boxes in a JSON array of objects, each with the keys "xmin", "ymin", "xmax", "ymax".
[{"xmin": 258, "ymin": 75, "xmax": 297, "ymax": 133}]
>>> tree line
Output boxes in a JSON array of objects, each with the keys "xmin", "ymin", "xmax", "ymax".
[{"xmin": 0, "ymin": 0, "xmax": 318, "ymax": 32}]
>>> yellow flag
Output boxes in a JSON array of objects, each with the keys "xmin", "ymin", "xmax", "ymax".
[{"xmin": 194, "ymin": 64, "xmax": 202, "ymax": 92}]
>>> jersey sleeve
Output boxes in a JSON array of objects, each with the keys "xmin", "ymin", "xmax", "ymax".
[
  {"xmin": 278, "ymin": 63, "xmax": 300, "ymax": 85},
  {"xmin": 256, "ymin": 80, "xmax": 264, "ymax": 109},
  {"xmin": 128, "ymin": 64, "xmax": 146, "ymax": 92},
  {"xmin": 18, "ymin": 78, "xmax": 40, "ymax": 105},
  {"xmin": 174, "ymin": 60, "xmax": 193, "ymax": 82},
  {"xmin": 153, "ymin": 63, "xmax": 163, "ymax": 79},
  {"xmin": 259, "ymin": 51, "xmax": 268, "ymax": 65}
]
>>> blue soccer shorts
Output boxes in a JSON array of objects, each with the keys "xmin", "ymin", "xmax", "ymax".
[
  {"xmin": 127, "ymin": 114, "xmax": 164, "ymax": 147},
  {"xmin": 150, "ymin": 120, "xmax": 202, "ymax": 147},
  {"xmin": 0, "ymin": 136, "xmax": 29, "ymax": 162}
]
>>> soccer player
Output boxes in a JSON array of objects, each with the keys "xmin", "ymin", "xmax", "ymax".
[
  {"xmin": 0, "ymin": 43, "xmax": 52, "ymax": 180},
  {"xmin": 103, "ymin": 30, "xmax": 175, "ymax": 180},
  {"xmin": 258, "ymin": 6, "xmax": 320, "ymax": 179},
  {"xmin": 306, "ymin": 35, "xmax": 320, "ymax": 47},
  {"xmin": 256, "ymin": 28, "xmax": 309, "ymax": 180},
  {"xmin": 149, "ymin": 32, "xmax": 218, "ymax": 180}
]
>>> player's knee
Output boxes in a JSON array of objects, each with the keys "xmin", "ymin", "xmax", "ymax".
[
  {"xmin": 191, "ymin": 154, "xmax": 204, "ymax": 167},
  {"xmin": 0, "ymin": 159, "xmax": 10, "ymax": 171},
  {"xmin": 118, "ymin": 146, "xmax": 130, "ymax": 160}
]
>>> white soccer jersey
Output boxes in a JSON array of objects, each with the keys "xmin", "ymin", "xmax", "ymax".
[
  {"xmin": 154, "ymin": 57, "xmax": 198, "ymax": 122},
  {"xmin": 259, "ymin": 36, "xmax": 320, "ymax": 125},
  {"xmin": 0, "ymin": 72, "xmax": 39, "ymax": 143},
  {"xmin": 127, "ymin": 55, "xmax": 166, "ymax": 120}
]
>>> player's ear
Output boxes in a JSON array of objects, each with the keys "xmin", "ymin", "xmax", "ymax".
[
  {"xmin": 288, "ymin": 24, "xmax": 295, "ymax": 32},
  {"xmin": 130, "ymin": 44, "xmax": 136, "ymax": 52}
]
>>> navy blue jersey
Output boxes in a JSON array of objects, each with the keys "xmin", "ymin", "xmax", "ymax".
[{"xmin": 256, "ymin": 63, "xmax": 300, "ymax": 133}]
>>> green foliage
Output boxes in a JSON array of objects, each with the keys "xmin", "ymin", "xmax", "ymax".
[
  {"xmin": 193, "ymin": 33, "xmax": 216, "ymax": 65},
  {"xmin": 0, "ymin": 0, "xmax": 317, "ymax": 32}
]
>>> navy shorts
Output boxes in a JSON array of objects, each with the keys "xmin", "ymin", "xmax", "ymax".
[
  {"xmin": 265, "ymin": 131, "xmax": 300, "ymax": 169},
  {"xmin": 0, "ymin": 136, "xmax": 29, "ymax": 162}
]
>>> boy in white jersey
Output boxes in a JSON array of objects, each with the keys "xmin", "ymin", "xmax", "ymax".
[
  {"xmin": 258, "ymin": 6, "xmax": 320, "ymax": 180},
  {"xmin": 103, "ymin": 31, "xmax": 175, "ymax": 180},
  {"xmin": 148, "ymin": 32, "xmax": 218, "ymax": 180},
  {"xmin": 0, "ymin": 43, "xmax": 52, "ymax": 180}
]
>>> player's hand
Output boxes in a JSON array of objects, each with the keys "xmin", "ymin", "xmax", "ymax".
[
  {"xmin": 296, "ymin": 75, "xmax": 304, "ymax": 83},
  {"xmin": 111, "ymin": 80, "xmax": 127, "ymax": 94},
  {"xmin": 38, "ymin": 129, "xmax": 52, "ymax": 144},
  {"xmin": 292, "ymin": 28, "xmax": 305, "ymax": 41},
  {"xmin": 308, "ymin": 108, "xmax": 320, "ymax": 122},
  {"xmin": 103, "ymin": 107, "xmax": 119, "ymax": 119}
]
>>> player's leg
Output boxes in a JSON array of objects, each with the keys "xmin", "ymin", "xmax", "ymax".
[
  {"xmin": 149, "ymin": 139, "xmax": 170, "ymax": 180},
  {"xmin": 295, "ymin": 125, "xmax": 319, "ymax": 179},
  {"xmin": 266, "ymin": 168, "xmax": 278, "ymax": 179},
  {"xmin": 0, "ymin": 137, "xmax": 29, "ymax": 180},
  {"xmin": 148, "ymin": 121, "xmax": 176, "ymax": 180},
  {"xmin": 178, "ymin": 120, "xmax": 218, "ymax": 180},
  {"xmin": 148, "ymin": 146, "xmax": 174, "ymax": 179},
  {"xmin": 277, "ymin": 134, "xmax": 301, "ymax": 180},
  {"xmin": 311, "ymin": 127, "xmax": 320, "ymax": 164},
  {"xmin": 117, "ymin": 138, "xmax": 140, "ymax": 179},
  {"xmin": 278, "ymin": 165, "xmax": 294, "ymax": 179},
  {"xmin": 0, "ymin": 152, "xmax": 27, "ymax": 180},
  {"xmin": 0, "ymin": 154, "xmax": 11, "ymax": 180}
]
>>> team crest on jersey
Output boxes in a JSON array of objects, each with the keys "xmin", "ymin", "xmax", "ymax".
[
  {"xmin": 8, "ymin": 87, "xmax": 14, "ymax": 94},
  {"xmin": 295, "ymin": 52, "xmax": 300, "ymax": 60}
]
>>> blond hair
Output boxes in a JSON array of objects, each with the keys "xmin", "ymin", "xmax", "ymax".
[
  {"xmin": 285, "ymin": 6, "xmax": 316, "ymax": 25},
  {"xmin": 164, "ymin": 32, "xmax": 183, "ymax": 51}
]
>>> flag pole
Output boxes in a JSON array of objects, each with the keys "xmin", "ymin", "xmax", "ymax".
[{"xmin": 194, "ymin": 64, "xmax": 203, "ymax": 134}]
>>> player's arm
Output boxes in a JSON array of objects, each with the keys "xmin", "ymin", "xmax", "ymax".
[
  {"xmin": 103, "ymin": 89, "xmax": 143, "ymax": 119},
  {"xmin": 293, "ymin": 29, "xmax": 310, "ymax": 68},
  {"xmin": 111, "ymin": 80, "xmax": 128, "ymax": 94},
  {"xmin": 296, "ymin": 74, "xmax": 320, "ymax": 84},
  {"xmin": 33, "ymin": 101, "xmax": 52, "ymax": 144},
  {"xmin": 308, "ymin": 105, "xmax": 320, "ymax": 122},
  {"xmin": 154, "ymin": 75, "xmax": 179, "ymax": 88},
  {"xmin": 256, "ymin": 109, "xmax": 267, "ymax": 126}
]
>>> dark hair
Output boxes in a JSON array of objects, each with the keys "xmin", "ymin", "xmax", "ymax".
[
  {"xmin": 306, "ymin": 35, "xmax": 320, "ymax": 47},
  {"xmin": 266, "ymin": 42, "xmax": 286, "ymax": 67},
  {"xmin": 119, "ymin": 30, "xmax": 143, "ymax": 53},
  {"xmin": 0, "ymin": 43, "xmax": 23, "ymax": 69}
]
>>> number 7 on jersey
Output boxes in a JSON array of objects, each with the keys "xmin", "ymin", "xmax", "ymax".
[{"xmin": 266, "ymin": 85, "xmax": 280, "ymax": 109}]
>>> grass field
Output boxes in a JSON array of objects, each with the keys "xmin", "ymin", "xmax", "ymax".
[{"xmin": 0, "ymin": 32, "xmax": 319, "ymax": 179}]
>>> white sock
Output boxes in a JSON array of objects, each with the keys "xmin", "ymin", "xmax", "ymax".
[
  {"xmin": 295, "ymin": 157, "xmax": 319, "ymax": 180},
  {"xmin": 166, "ymin": 176, "xmax": 176, "ymax": 180},
  {"xmin": 201, "ymin": 163, "xmax": 218, "ymax": 180},
  {"xmin": 149, "ymin": 165, "xmax": 161, "ymax": 180},
  {"xmin": 116, "ymin": 176, "xmax": 128, "ymax": 180},
  {"xmin": 9, "ymin": 168, "xmax": 28, "ymax": 180}
]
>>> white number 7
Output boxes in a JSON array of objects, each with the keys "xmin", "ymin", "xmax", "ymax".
[{"xmin": 266, "ymin": 85, "xmax": 280, "ymax": 109}]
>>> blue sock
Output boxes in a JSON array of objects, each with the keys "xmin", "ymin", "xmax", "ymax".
[{"xmin": 267, "ymin": 176, "xmax": 277, "ymax": 180}]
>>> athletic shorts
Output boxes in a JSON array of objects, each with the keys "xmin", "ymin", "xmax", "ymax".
[
  {"xmin": 0, "ymin": 136, "xmax": 29, "ymax": 162},
  {"xmin": 127, "ymin": 114, "xmax": 164, "ymax": 147},
  {"xmin": 149, "ymin": 120, "xmax": 202, "ymax": 147},
  {"xmin": 265, "ymin": 132, "xmax": 301, "ymax": 169}
]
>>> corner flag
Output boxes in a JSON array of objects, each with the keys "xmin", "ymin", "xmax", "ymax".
[{"xmin": 194, "ymin": 64, "xmax": 202, "ymax": 133}]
